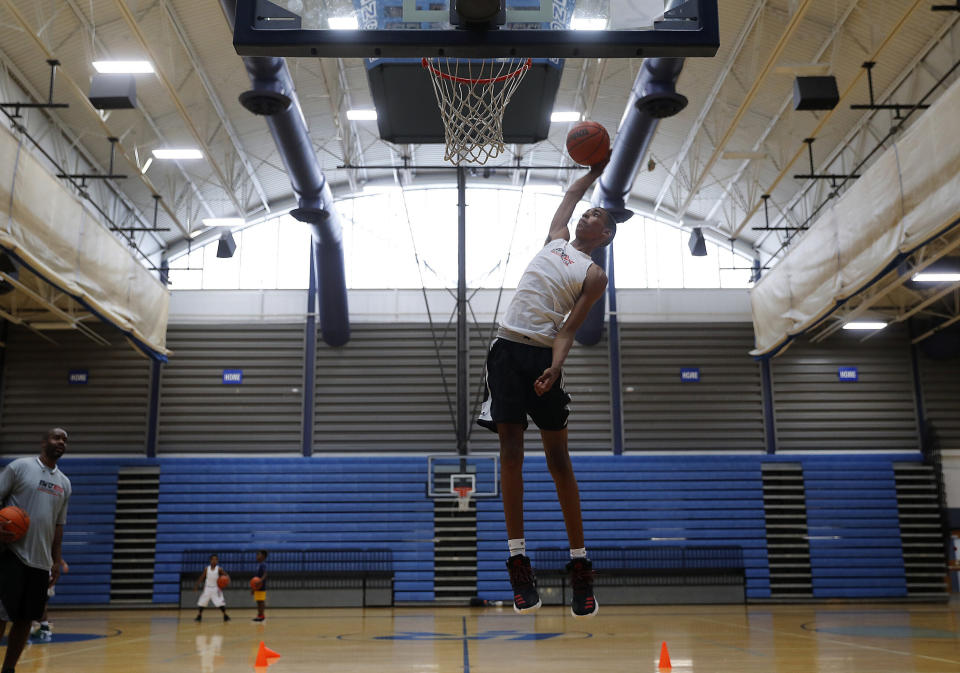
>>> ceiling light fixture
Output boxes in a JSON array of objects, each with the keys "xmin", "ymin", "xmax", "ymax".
[
  {"xmin": 842, "ymin": 321, "xmax": 887, "ymax": 331},
  {"xmin": 152, "ymin": 148, "xmax": 203, "ymax": 160},
  {"xmin": 92, "ymin": 60, "xmax": 154, "ymax": 74},
  {"xmin": 912, "ymin": 272, "xmax": 960, "ymax": 283},
  {"xmin": 346, "ymin": 109, "xmax": 377, "ymax": 121},
  {"xmin": 551, "ymin": 111, "xmax": 582, "ymax": 122}
]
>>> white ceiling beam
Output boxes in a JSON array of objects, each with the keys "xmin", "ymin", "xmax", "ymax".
[
  {"xmin": 704, "ymin": 0, "xmax": 862, "ymax": 236},
  {"xmin": 160, "ymin": 0, "xmax": 271, "ymax": 215},
  {"xmin": 729, "ymin": 0, "xmax": 929, "ymax": 238},
  {"xmin": 652, "ymin": 0, "xmax": 768, "ymax": 215},
  {"xmin": 753, "ymin": 11, "xmax": 960, "ymax": 250},
  {"xmin": 671, "ymin": 0, "xmax": 816, "ymax": 221},
  {"xmin": 111, "ymin": 0, "xmax": 246, "ymax": 217},
  {"xmin": 0, "ymin": 0, "xmax": 190, "ymax": 238}
]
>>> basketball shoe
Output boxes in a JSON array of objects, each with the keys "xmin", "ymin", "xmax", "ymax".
[
  {"xmin": 566, "ymin": 558, "xmax": 598, "ymax": 618},
  {"xmin": 506, "ymin": 554, "xmax": 541, "ymax": 614}
]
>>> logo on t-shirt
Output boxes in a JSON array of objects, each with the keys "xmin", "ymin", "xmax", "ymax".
[
  {"xmin": 550, "ymin": 247, "xmax": 575, "ymax": 266},
  {"xmin": 38, "ymin": 479, "xmax": 64, "ymax": 496}
]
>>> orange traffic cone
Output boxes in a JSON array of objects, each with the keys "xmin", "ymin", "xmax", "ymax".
[
  {"xmin": 658, "ymin": 641, "xmax": 672, "ymax": 669},
  {"xmin": 254, "ymin": 641, "xmax": 281, "ymax": 667}
]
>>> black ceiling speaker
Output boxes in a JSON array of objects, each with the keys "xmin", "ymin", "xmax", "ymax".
[
  {"xmin": 793, "ymin": 76, "xmax": 840, "ymax": 111},
  {"xmin": 88, "ymin": 73, "xmax": 137, "ymax": 109},
  {"xmin": 688, "ymin": 228, "xmax": 707, "ymax": 257},
  {"xmin": 217, "ymin": 230, "xmax": 237, "ymax": 259}
]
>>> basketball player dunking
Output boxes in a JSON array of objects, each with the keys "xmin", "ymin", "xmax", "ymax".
[{"xmin": 478, "ymin": 162, "xmax": 614, "ymax": 618}]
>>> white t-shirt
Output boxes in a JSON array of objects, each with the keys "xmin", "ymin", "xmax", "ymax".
[{"xmin": 499, "ymin": 239, "xmax": 593, "ymax": 347}]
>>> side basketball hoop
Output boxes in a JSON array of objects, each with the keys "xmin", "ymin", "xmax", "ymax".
[
  {"xmin": 454, "ymin": 486, "xmax": 474, "ymax": 512},
  {"xmin": 422, "ymin": 57, "xmax": 532, "ymax": 165}
]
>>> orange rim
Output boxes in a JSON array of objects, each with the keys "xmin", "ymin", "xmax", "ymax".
[{"xmin": 421, "ymin": 57, "xmax": 532, "ymax": 85}]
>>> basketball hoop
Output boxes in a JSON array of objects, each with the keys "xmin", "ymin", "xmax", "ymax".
[
  {"xmin": 454, "ymin": 486, "xmax": 474, "ymax": 512},
  {"xmin": 422, "ymin": 57, "xmax": 532, "ymax": 166}
]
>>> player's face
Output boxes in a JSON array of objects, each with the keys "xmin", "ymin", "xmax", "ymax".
[
  {"xmin": 210, "ymin": 556, "xmax": 218, "ymax": 567},
  {"xmin": 576, "ymin": 208, "xmax": 611, "ymax": 242},
  {"xmin": 42, "ymin": 429, "xmax": 68, "ymax": 461}
]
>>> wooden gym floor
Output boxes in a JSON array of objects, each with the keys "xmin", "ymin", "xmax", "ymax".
[{"xmin": 4, "ymin": 601, "xmax": 959, "ymax": 673}]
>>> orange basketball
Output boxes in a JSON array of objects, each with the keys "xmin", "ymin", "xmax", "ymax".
[
  {"xmin": 566, "ymin": 121, "xmax": 610, "ymax": 167},
  {"xmin": 0, "ymin": 505, "xmax": 29, "ymax": 542},
  {"xmin": 250, "ymin": 577, "xmax": 263, "ymax": 591},
  {"xmin": 217, "ymin": 574, "xmax": 230, "ymax": 589}
]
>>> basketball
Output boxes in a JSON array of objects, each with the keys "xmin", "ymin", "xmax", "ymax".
[
  {"xmin": 0, "ymin": 505, "xmax": 29, "ymax": 542},
  {"xmin": 566, "ymin": 121, "xmax": 611, "ymax": 167},
  {"xmin": 250, "ymin": 577, "xmax": 263, "ymax": 591},
  {"xmin": 217, "ymin": 574, "xmax": 230, "ymax": 589}
]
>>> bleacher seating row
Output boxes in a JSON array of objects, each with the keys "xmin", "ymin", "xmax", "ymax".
[{"xmin": 0, "ymin": 453, "xmax": 923, "ymax": 605}]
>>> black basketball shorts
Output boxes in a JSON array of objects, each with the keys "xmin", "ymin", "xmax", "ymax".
[
  {"xmin": 0, "ymin": 549, "xmax": 50, "ymax": 622},
  {"xmin": 478, "ymin": 338, "xmax": 571, "ymax": 432}
]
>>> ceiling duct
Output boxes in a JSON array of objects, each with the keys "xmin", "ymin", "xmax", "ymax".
[
  {"xmin": 221, "ymin": 0, "xmax": 349, "ymax": 347},
  {"xmin": 576, "ymin": 54, "xmax": 689, "ymax": 346}
]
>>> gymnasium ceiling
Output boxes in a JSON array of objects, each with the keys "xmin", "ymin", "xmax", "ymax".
[{"xmin": 0, "ymin": 0, "xmax": 958, "ymax": 267}]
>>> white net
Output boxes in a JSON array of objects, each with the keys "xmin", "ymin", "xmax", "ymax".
[{"xmin": 422, "ymin": 57, "xmax": 532, "ymax": 166}]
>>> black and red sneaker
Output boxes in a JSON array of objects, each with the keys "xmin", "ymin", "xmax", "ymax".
[
  {"xmin": 506, "ymin": 554, "xmax": 542, "ymax": 614},
  {"xmin": 566, "ymin": 558, "xmax": 598, "ymax": 618}
]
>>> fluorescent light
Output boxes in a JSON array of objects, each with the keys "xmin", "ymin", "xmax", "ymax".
[
  {"xmin": 551, "ymin": 111, "xmax": 582, "ymax": 123},
  {"xmin": 571, "ymin": 17, "xmax": 607, "ymax": 30},
  {"xmin": 189, "ymin": 227, "xmax": 209, "ymax": 239},
  {"xmin": 912, "ymin": 272, "xmax": 960, "ymax": 283},
  {"xmin": 842, "ymin": 321, "xmax": 887, "ymax": 331},
  {"xmin": 152, "ymin": 148, "xmax": 203, "ymax": 160},
  {"xmin": 92, "ymin": 60, "xmax": 154, "ymax": 74},
  {"xmin": 346, "ymin": 109, "xmax": 377, "ymax": 121},
  {"xmin": 328, "ymin": 16, "xmax": 359, "ymax": 29},
  {"xmin": 202, "ymin": 218, "xmax": 245, "ymax": 228}
]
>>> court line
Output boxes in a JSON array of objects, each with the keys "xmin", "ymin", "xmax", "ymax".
[
  {"xmin": 462, "ymin": 616, "xmax": 470, "ymax": 673},
  {"xmin": 692, "ymin": 615, "xmax": 960, "ymax": 665}
]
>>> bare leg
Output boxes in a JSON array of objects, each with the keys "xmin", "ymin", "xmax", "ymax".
[
  {"xmin": 2, "ymin": 620, "xmax": 32, "ymax": 670},
  {"xmin": 497, "ymin": 423, "xmax": 526, "ymax": 542},
  {"xmin": 541, "ymin": 428, "xmax": 585, "ymax": 549}
]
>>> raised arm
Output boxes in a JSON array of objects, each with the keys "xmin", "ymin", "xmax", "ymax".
[
  {"xmin": 533, "ymin": 265, "xmax": 608, "ymax": 396},
  {"xmin": 545, "ymin": 162, "xmax": 607, "ymax": 245}
]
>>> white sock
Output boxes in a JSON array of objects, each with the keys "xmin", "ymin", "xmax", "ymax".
[
  {"xmin": 508, "ymin": 538, "xmax": 526, "ymax": 557},
  {"xmin": 570, "ymin": 547, "xmax": 587, "ymax": 559},
  {"xmin": 41, "ymin": 621, "xmax": 49, "ymax": 627}
]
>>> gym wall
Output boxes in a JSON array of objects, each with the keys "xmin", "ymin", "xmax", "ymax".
[{"xmin": 0, "ymin": 324, "xmax": 149, "ymax": 453}]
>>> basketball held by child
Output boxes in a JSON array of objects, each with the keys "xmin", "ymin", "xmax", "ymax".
[
  {"xmin": 0, "ymin": 505, "xmax": 30, "ymax": 542},
  {"xmin": 566, "ymin": 121, "xmax": 611, "ymax": 167},
  {"xmin": 250, "ymin": 577, "xmax": 263, "ymax": 591},
  {"xmin": 217, "ymin": 574, "xmax": 230, "ymax": 589}
]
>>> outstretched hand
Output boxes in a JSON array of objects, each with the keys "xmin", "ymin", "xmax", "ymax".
[
  {"xmin": 534, "ymin": 367, "xmax": 561, "ymax": 397},
  {"xmin": 589, "ymin": 156, "xmax": 610, "ymax": 176}
]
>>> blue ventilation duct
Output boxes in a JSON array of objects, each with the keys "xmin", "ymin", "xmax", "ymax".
[
  {"xmin": 220, "ymin": 0, "xmax": 349, "ymax": 346},
  {"xmin": 575, "ymin": 56, "xmax": 688, "ymax": 346}
]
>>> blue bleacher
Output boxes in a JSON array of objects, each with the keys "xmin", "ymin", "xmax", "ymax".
[
  {"xmin": 152, "ymin": 457, "xmax": 434, "ymax": 603},
  {"xmin": 2, "ymin": 452, "xmax": 923, "ymax": 605}
]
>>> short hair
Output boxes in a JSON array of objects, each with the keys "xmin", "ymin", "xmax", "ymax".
[
  {"xmin": 258, "ymin": 549, "xmax": 269, "ymax": 559},
  {"xmin": 43, "ymin": 428, "xmax": 66, "ymax": 441},
  {"xmin": 599, "ymin": 208, "xmax": 617, "ymax": 246},
  {"xmin": 209, "ymin": 553, "xmax": 218, "ymax": 560}
]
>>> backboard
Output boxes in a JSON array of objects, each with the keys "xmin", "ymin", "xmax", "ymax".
[{"xmin": 233, "ymin": 0, "xmax": 720, "ymax": 59}]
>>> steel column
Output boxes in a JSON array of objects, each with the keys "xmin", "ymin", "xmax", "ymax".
[
  {"xmin": 302, "ymin": 242, "xmax": 319, "ymax": 457},
  {"xmin": 457, "ymin": 167, "xmax": 468, "ymax": 456}
]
